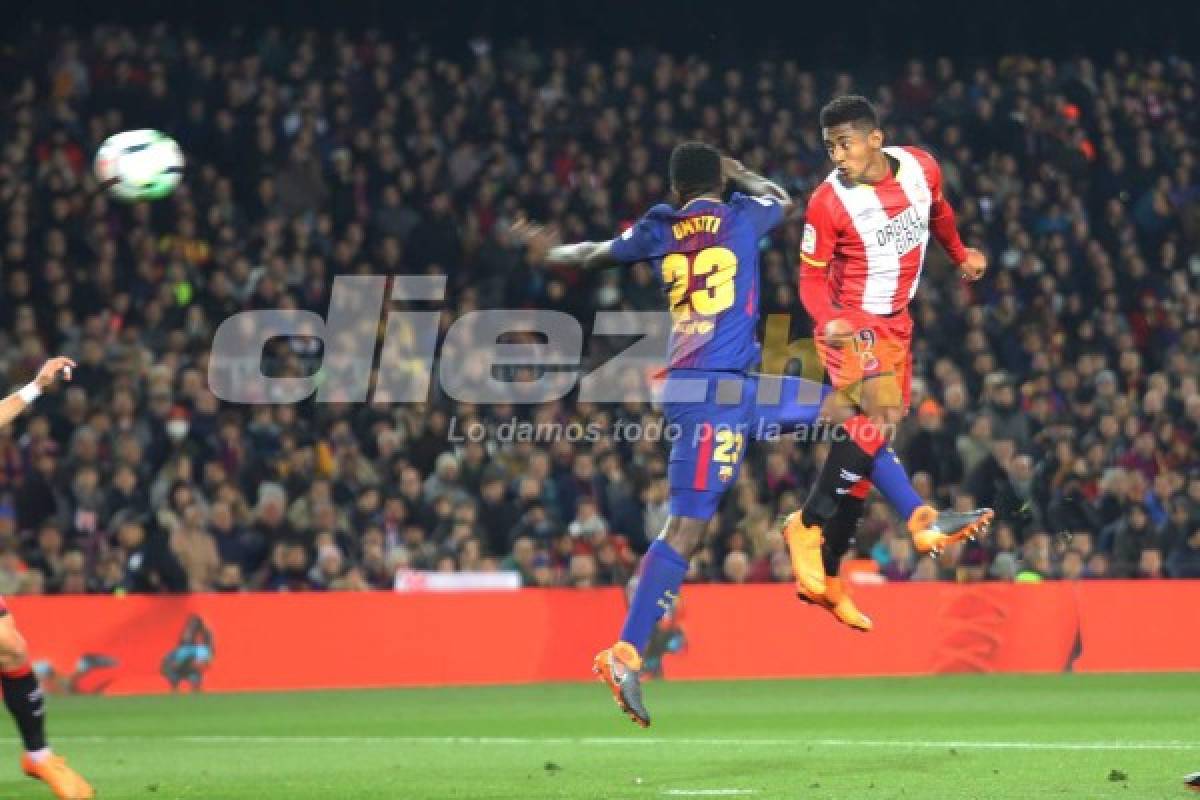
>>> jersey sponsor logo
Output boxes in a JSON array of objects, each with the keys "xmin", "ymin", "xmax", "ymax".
[
  {"xmin": 873, "ymin": 206, "xmax": 927, "ymax": 257},
  {"xmin": 801, "ymin": 223, "xmax": 817, "ymax": 254}
]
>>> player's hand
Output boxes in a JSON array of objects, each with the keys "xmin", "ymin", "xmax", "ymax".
[
  {"xmin": 818, "ymin": 318, "xmax": 855, "ymax": 350},
  {"xmin": 35, "ymin": 356, "xmax": 76, "ymax": 389},
  {"xmin": 509, "ymin": 218, "xmax": 560, "ymax": 264},
  {"xmin": 720, "ymin": 156, "xmax": 744, "ymax": 180},
  {"xmin": 959, "ymin": 248, "xmax": 987, "ymax": 281}
]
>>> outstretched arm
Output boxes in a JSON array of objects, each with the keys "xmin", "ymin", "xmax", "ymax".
[
  {"xmin": 545, "ymin": 240, "xmax": 620, "ymax": 271},
  {"xmin": 0, "ymin": 356, "xmax": 76, "ymax": 429},
  {"xmin": 510, "ymin": 219, "xmax": 621, "ymax": 271}
]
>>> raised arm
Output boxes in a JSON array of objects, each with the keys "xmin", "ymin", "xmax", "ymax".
[
  {"xmin": 922, "ymin": 153, "xmax": 986, "ymax": 281},
  {"xmin": 0, "ymin": 356, "xmax": 76, "ymax": 429},
  {"xmin": 721, "ymin": 157, "xmax": 793, "ymax": 208}
]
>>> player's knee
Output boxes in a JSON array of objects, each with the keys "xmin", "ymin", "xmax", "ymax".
[
  {"xmin": 662, "ymin": 518, "xmax": 705, "ymax": 557},
  {"xmin": 878, "ymin": 406, "xmax": 904, "ymax": 430},
  {"xmin": 862, "ymin": 400, "xmax": 903, "ymax": 432},
  {"xmin": 821, "ymin": 393, "xmax": 855, "ymax": 425},
  {"xmin": 0, "ymin": 628, "xmax": 29, "ymax": 668}
]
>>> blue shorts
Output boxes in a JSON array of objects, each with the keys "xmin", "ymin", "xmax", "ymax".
[{"xmin": 660, "ymin": 370, "xmax": 829, "ymax": 521}]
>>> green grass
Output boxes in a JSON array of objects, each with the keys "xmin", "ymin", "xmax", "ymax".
[{"xmin": 10, "ymin": 674, "xmax": 1200, "ymax": 799}]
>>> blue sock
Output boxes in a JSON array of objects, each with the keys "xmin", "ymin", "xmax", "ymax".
[
  {"xmin": 619, "ymin": 539, "xmax": 689, "ymax": 654},
  {"xmin": 870, "ymin": 446, "xmax": 923, "ymax": 520}
]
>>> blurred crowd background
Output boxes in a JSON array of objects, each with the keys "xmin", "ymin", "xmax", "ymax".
[{"xmin": 0, "ymin": 24, "xmax": 1197, "ymax": 595}]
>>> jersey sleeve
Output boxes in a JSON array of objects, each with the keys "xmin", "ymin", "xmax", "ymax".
[
  {"xmin": 608, "ymin": 210, "xmax": 666, "ymax": 263},
  {"xmin": 799, "ymin": 185, "xmax": 837, "ymax": 269},
  {"xmin": 912, "ymin": 148, "xmax": 969, "ymax": 265},
  {"xmin": 731, "ymin": 191, "xmax": 786, "ymax": 238}
]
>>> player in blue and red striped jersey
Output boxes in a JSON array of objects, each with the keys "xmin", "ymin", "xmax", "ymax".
[{"xmin": 517, "ymin": 143, "xmax": 815, "ymax": 725}]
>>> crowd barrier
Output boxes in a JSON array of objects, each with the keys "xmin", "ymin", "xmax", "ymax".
[{"xmin": 9, "ymin": 581, "xmax": 1198, "ymax": 695}]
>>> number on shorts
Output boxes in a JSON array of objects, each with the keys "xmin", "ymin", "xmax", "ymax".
[{"xmin": 713, "ymin": 429, "xmax": 746, "ymax": 464}]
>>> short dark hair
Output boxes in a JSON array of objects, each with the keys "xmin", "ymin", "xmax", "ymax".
[
  {"xmin": 669, "ymin": 141, "xmax": 722, "ymax": 200},
  {"xmin": 819, "ymin": 95, "xmax": 879, "ymax": 132}
]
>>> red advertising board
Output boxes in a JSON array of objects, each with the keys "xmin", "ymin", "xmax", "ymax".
[{"xmin": 8, "ymin": 581, "xmax": 1197, "ymax": 695}]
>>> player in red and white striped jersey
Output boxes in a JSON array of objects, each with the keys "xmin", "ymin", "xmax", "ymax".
[
  {"xmin": 0, "ymin": 356, "xmax": 95, "ymax": 799},
  {"xmin": 802, "ymin": 141, "xmax": 972, "ymax": 316},
  {"xmin": 782, "ymin": 96, "xmax": 993, "ymax": 630}
]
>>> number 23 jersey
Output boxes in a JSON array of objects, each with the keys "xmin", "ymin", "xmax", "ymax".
[{"xmin": 608, "ymin": 192, "xmax": 785, "ymax": 372}]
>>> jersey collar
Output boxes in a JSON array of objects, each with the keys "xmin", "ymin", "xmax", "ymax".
[
  {"xmin": 860, "ymin": 152, "xmax": 902, "ymax": 187},
  {"xmin": 680, "ymin": 195, "xmax": 722, "ymax": 210}
]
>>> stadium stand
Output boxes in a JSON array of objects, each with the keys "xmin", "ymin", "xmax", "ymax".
[{"xmin": 0, "ymin": 27, "xmax": 1196, "ymax": 592}]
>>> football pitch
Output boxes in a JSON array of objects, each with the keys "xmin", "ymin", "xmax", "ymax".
[{"xmin": 7, "ymin": 673, "xmax": 1197, "ymax": 799}]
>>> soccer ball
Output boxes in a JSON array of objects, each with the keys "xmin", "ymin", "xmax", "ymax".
[{"xmin": 94, "ymin": 130, "xmax": 184, "ymax": 202}]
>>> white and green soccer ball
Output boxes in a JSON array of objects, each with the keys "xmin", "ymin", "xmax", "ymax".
[{"xmin": 94, "ymin": 129, "xmax": 184, "ymax": 201}]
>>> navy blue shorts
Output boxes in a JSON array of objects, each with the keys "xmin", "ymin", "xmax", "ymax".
[{"xmin": 660, "ymin": 370, "xmax": 828, "ymax": 521}]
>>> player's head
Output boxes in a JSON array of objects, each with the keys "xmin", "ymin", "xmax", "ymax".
[
  {"xmin": 669, "ymin": 141, "xmax": 723, "ymax": 204},
  {"xmin": 820, "ymin": 95, "xmax": 884, "ymax": 184}
]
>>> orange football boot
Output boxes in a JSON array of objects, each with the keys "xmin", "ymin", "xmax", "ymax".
[
  {"xmin": 824, "ymin": 576, "xmax": 873, "ymax": 632},
  {"xmin": 795, "ymin": 576, "xmax": 872, "ymax": 632},
  {"xmin": 21, "ymin": 753, "xmax": 94, "ymax": 800},
  {"xmin": 782, "ymin": 511, "xmax": 827, "ymax": 597},
  {"xmin": 592, "ymin": 641, "xmax": 651, "ymax": 728},
  {"xmin": 908, "ymin": 505, "xmax": 995, "ymax": 555}
]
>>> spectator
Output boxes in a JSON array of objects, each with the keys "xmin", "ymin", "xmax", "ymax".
[
  {"xmin": 903, "ymin": 400, "xmax": 963, "ymax": 491},
  {"xmin": 1109, "ymin": 504, "xmax": 1159, "ymax": 578},
  {"xmin": 478, "ymin": 473, "xmax": 521, "ymax": 558},
  {"xmin": 423, "ymin": 453, "xmax": 468, "ymax": 506},
  {"xmin": 118, "ymin": 520, "xmax": 188, "ymax": 593},
  {"xmin": 1166, "ymin": 527, "xmax": 1200, "ymax": 578},
  {"xmin": 723, "ymin": 551, "xmax": 751, "ymax": 584},
  {"xmin": 308, "ymin": 545, "xmax": 346, "ymax": 590},
  {"xmin": 568, "ymin": 553, "xmax": 597, "ymax": 588},
  {"xmin": 170, "ymin": 517, "xmax": 220, "ymax": 591},
  {"xmin": 501, "ymin": 536, "xmax": 538, "ymax": 586},
  {"xmin": 964, "ymin": 437, "xmax": 1019, "ymax": 516},
  {"xmin": 214, "ymin": 563, "xmax": 246, "ymax": 592}
]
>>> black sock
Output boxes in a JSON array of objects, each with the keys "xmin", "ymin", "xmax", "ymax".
[
  {"xmin": 801, "ymin": 427, "xmax": 875, "ymax": 529},
  {"xmin": 3, "ymin": 666, "xmax": 47, "ymax": 752},
  {"xmin": 821, "ymin": 496, "xmax": 866, "ymax": 575}
]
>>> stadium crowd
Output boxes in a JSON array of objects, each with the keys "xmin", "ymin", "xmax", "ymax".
[{"xmin": 0, "ymin": 25, "xmax": 1197, "ymax": 594}]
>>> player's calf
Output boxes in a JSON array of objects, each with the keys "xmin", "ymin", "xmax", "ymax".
[
  {"xmin": 0, "ymin": 615, "xmax": 94, "ymax": 799},
  {"xmin": 600, "ymin": 517, "xmax": 699, "ymax": 729}
]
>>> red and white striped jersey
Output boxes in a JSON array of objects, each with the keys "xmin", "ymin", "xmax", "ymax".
[{"xmin": 799, "ymin": 146, "xmax": 966, "ymax": 316}]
